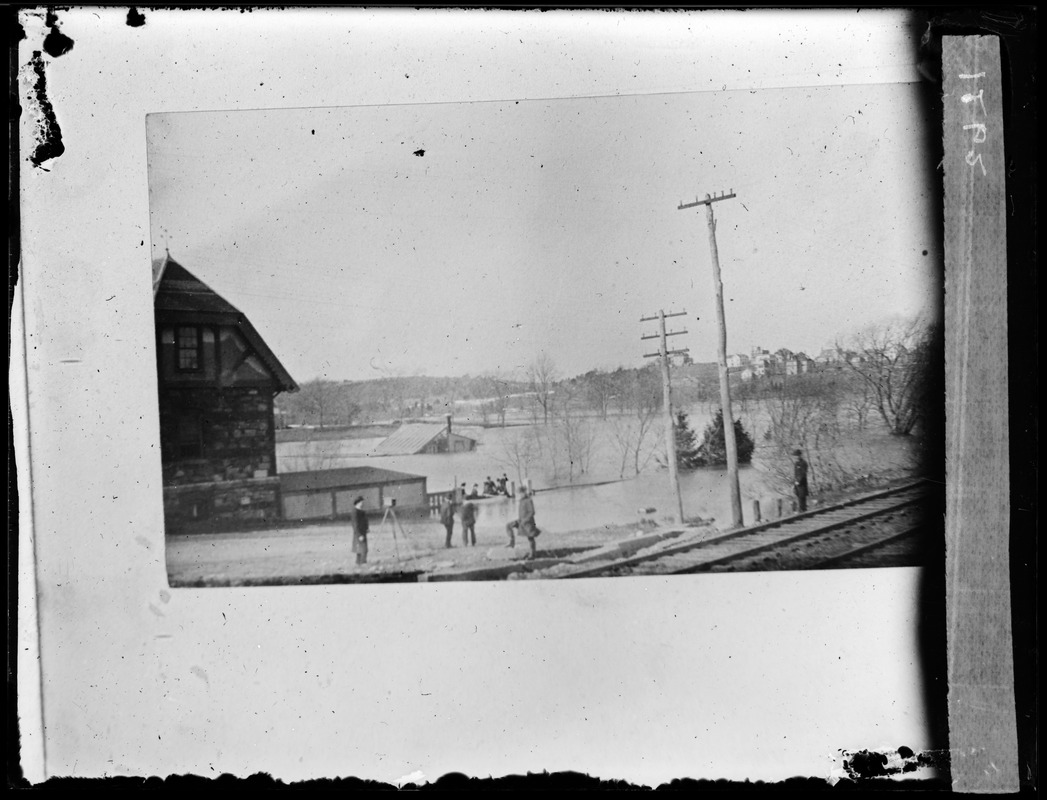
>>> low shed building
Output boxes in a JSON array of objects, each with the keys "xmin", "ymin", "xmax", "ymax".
[{"xmin": 280, "ymin": 467, "xmax": 428, "ymax": 521}]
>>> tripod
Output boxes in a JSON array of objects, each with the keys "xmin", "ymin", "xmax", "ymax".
[{"xmin": 380, "ymin": 504, "xmax": 408, "ymax": 561}]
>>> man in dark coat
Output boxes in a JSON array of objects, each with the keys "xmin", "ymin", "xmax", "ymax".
[
  {"xmin": 793, "ymin": 449, "xmax": 809, "ymax": 512},
  {"xmin": 460, "ymin": 499, "xmax": 477, "ymax": 546},
  {"xmin": 351, "ymin": 496, "xmax": 370, "ymax": 565},
  {"xmin": 518, "ymin": 487, "xmax": 541, "ymax": 560},
  {"xmin": 439, "ymin": 496, "xmax": 456, "ymax": 548}
]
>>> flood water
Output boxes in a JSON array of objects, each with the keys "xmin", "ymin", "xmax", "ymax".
[{"xmin": 277, "ymin": 409, "xmax": 787, "ymax": 534}]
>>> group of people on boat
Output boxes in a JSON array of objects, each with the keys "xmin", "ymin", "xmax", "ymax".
[{"xmin": 460, "ymin": 474, "xmax": 513, "ymax": 500}]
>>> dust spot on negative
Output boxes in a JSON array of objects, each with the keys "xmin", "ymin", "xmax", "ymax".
[{"xmin": 43, "ymin": 11, "xmax": 74, "ymax": 57}]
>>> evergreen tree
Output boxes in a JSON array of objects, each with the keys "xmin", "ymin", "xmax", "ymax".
[
  {"xmin": 695, "ymin": 409, "xmax": 755, "ymax": 466},
  {"xmin": 673, "ymin": 410, "xmax": 703, "ymax": 469}
]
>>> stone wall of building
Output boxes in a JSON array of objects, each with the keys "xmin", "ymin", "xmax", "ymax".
[
  {"xmin": 163, "ymin": 477, "xmax": 281, "ymax": 533},
  {"xmin": 159, "ymin": 386, "xmax": 275, "ymax": 485}
]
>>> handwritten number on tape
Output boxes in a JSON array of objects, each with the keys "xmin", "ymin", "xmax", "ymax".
[{"xmin": 959, "ymin": 74, "xmax": 988, "ymax": 176}]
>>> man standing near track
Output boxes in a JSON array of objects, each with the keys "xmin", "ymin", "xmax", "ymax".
[
  {"xmin": 439, "ymin": 495, "xmax": 456, "ymax": 548},
  {"xmin": 460, "ymin": 498, "xmax": 477, "ymax": 546},
  {"xmin": 351, "ymin": 496, "xmax": 370, "ymax": 566},
  {"xmin": 793, "ymin": 449, "xmax": 809, "ymax": 512}
]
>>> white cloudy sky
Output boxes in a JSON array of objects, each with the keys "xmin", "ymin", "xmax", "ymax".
[{"xmin": 146, "ymin": 8, "xmax": 939, "ymax": 384}]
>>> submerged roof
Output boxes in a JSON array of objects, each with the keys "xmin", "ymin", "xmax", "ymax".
[
  {"xmin": 369, "ymin": 423, "xmax": 475, "ymax": 456},
  {"xmin": 152, "ymin": 254, "xmax": 298, "ymax": 393},
  {"xmin": 280, "ymin": 466, "xmax": 426, "ymax": 493}
]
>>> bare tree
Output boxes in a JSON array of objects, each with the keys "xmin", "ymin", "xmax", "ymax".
[
  {"xmin": 839, "ymin": 316, "xmax": 934, "ymax": 436},
  {"xmin": 494, "ymin": 426, "xmax": 540, "ymax": 487},
  {"xmin": 841, "ymin": 369, "xmax": 874, "ymax": 431},
  {"xmin": 549, "ymin": 384, "xmax": 599, "ymax": 483},
  {"xmin": 479, "ymin": 373, "xmax": 512, "ymax": 427},
  {"xmin": 296, "ymin": 379, "xmax": 340, "ymax": 428},
  {"xmin": 607, "ymin": 366, "xmax": 662, "ymax": 477},
  {"xmin": 763, "ymin": 373, "xmax": 846, "ymax": 494},
  {"xmin": 579, "ymin": 369, "xmax": 615, "ymax": 419},
  {"xmin": 526, "ymin": 352, "xmax": 558, "ymax": 425}
]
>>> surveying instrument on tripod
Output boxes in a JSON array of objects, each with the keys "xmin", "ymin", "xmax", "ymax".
[{"xmin": 380, "ymin": 497, "xmax": 407, "ymax": 561}]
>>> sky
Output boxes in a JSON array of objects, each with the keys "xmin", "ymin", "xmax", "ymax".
[{"xmin": 146, "ymin": 9, "xmax": 940, "ymax": 384}]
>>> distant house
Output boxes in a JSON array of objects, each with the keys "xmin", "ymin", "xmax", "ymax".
[
  {"xmin": 153, "ymin": 255, "xmax": 298, "ymax": 531},
  {"xmin": 815, "ymin": 347, "xmax": 843, "ymax": 366},
  {"xmin": 785, "ymin": 352, "xmax": 815, "ymax": 375},
  {"xmin": 371, "ymin": 416, "xmax": 476, "ymax": 456},
  {"xmin": 280, "ymin": 466, "xmax": 427, "ymax": 521},
  {"xmin": 750, "ymin": 351, "xmax": 775, "ymax": 377},
  {"xmin": 726, "ymin": 353, "xmax": 750, "ymax": 369}
]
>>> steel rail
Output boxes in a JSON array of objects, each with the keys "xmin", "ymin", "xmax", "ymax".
[
  {"xmin": 807, "ymin": 524, "xmax": 926, "ymax": 570},
  {"xmin": 666, "ymin": 496, "xmax": 925, "ymax": 574},
  {"xmin": 558, "ymin": 479, "xmax": 931, "ymax": 579}
]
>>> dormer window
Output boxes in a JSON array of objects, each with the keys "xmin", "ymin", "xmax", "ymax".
[{"xmin": 177, "ymin": 326, "xmax": 202, "ymax": 372}]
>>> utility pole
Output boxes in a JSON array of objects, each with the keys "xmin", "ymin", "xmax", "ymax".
[
  {"xmin": 641, "ymin": 309, "xmax": 688, "ymax": 525},
  {"xmin": 678, "ymin": 191, "xmax": 743, "ymax": 527}
]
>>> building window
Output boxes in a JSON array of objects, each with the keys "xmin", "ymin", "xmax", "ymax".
[{"xmin": 177, "ymin": 326, "xmax": 202, "ymax": 372}]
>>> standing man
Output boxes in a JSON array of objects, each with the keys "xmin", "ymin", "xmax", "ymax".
[
  {"xmin": 351, "ymin": 496, "xmax": 370, "ymax": 566},
  {"xmin": 793, "ymin": 449, "xmax": 809, "ymax": 512},
  {"xmin": 518, "ymin": 486, "xmax": 541, "ymax": 560},
  {"xmin": 460, "ymin": 498, "xmax": 477, "ymax": 546},
  {"xmin": 439, "ymin": 495, "xmax": 456, "ymax": 548}
]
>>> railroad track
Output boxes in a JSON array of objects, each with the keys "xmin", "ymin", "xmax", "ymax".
[{"xmin": 555, "ymin": 480, "xmax": 934, "ymax": 579}]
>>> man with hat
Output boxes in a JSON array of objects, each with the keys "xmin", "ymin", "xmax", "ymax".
[
  {"xmin": 351, "ymin": 496, "xmax": 370, "ymax": 565},
  {"xmin": 792, "ymin": 449, "xmax": 809, "ymax": 512},
  {"xmin": 439, "ymin": 494, "xmax": 456, "ymax": 548},
  {"xmin": 517, "ymin": 486, "xmax": 541, "ymax": 560}
]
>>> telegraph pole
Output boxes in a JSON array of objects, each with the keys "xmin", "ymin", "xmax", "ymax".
[
  {"xmin": 678, "ymin": 191, "xmax": 743, "ymax": 527},
  {"xmin": 641, "ymin": 309, "xmax": 688, "ymax": 524}
]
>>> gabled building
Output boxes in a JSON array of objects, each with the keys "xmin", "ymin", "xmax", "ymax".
[
  {"xmin": 750, "ymin": 350, "xmax": 775, "ymax": 377},
  {"xmin": 785, "ymin": 352, "xmax": 815, "ymax": 375},
  {"xmin": 153, "ymin": 255, "xmax": 298, "ymax": 531},
  {"xmin": 370, "ymin": 416, "xmax": 476, "ymax": 456}
]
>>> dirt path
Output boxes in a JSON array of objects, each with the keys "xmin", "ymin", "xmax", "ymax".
[{"xmin": 165, "ymin": 519, "xmax": 673, "ymax": 586}]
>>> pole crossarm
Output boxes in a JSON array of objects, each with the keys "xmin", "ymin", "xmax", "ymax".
[
  {"xmin": 641, "ymin": 329, "xmax": 688, "ymax": 340},
  {"xmin": 678, "ymin": 190, "xmax": 736, "ymax": 210},
  {"xmin": 643, "ymin": 349, "xmax": 690, "ymax": 359},
  {"xmin": 640, "ymin": 311, "xmax": 687, "ymax": 322}
]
